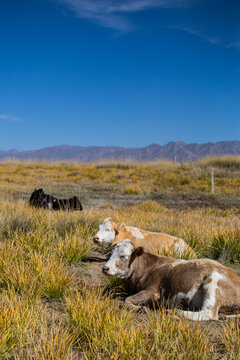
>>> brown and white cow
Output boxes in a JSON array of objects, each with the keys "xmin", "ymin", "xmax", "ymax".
[
  {"xmin": 102, "ymin": 239, "xmax": 240, "ymax": 321},
  {"xmin": 93, "ymin": 218, "xmax": 196, "ymax": 258}
]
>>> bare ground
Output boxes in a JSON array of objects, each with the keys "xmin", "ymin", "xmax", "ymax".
[{"xmin": 15, "ymin": 181, "xmax": 240, "ymax": 210}]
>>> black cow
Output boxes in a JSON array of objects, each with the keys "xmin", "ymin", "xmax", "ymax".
[{"xmin": 29, "ymin": 188, "xmax": 83, "ymax": 211}]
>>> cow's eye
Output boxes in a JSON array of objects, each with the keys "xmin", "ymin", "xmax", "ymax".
[{"xmin": 120, "ymin": 255, "xmax": 127, "ymax": 260}]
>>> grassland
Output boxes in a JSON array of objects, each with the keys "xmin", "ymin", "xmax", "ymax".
[{"xmin": 0, "ymin": 157, "xmax": 240, "ymax": 359}]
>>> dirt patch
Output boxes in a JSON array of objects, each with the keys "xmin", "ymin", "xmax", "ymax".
[
  {"xmin": 68, "ymin": 261, "xmax": 108, "ymax": 288},
  {"xmin": 151, "ymin": 191, "xmax": 240, "ymax": 210},
  {"xmin": 18, "ymin": 183, "xmax": 240, "ymax": 211}
]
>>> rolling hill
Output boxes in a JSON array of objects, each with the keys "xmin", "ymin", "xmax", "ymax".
[{"xmin": 1, "ymin": 141, "xmax": 240, "ymax": 162}]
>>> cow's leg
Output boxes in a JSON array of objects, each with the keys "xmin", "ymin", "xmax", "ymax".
[
  {"xmin": 175, "ymin": 271, "xmax": 222, "ymax": 321},
  {"xmin": 175, "ymin": 308, "xmax": 216, "ymax": 321},
  {"xmin": 125, "ymin": 290, "xmax": 159, "ymax": 311}
]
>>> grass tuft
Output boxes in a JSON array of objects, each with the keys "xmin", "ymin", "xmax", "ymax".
[
  {"xmin": 124, "ymin": 185, "xmax": 142, "ymax": 195},
  {"xmin": 210, "ymin": 230, "xmax": 240, "ymax": 263},
  {"xmin": 58, "ymin": 231, "xmax": 93, "ymax": 265},
  {"xmin": 218, "ymin": 319, "xmax": 240, "ymax": 359}
]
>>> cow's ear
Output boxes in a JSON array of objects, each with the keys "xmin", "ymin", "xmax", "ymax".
[{"xmin": 134, "ymin": 247, "xmax": 144, "ymax": 257}]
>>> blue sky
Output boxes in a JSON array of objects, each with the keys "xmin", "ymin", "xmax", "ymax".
[{"xmin": 0, "ymin": 0, "xmax": 239, "ymax": 150}]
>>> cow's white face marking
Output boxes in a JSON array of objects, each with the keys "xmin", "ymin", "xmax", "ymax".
[
  {"xmin": 127, "ymin": 226, "xmax": 144, "ymax": 239},
  {"xmin": 103, "ymin": 239, "xmax": 135, "ymax": 279},
  {"xmin": 94, "ymin": 218, "xmax": 116, "ymax": 244}
]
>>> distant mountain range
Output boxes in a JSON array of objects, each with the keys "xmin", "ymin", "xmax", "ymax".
[{"xmin": 1, "ymin": 141, "xmax": 240, "ymax": 162}]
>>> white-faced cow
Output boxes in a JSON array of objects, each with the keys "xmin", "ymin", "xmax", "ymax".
[
  {"xmin": 102, "ymin": 239, "xmax": 240, "ymax": 321},
  {"xmin": 93, "ymin": 218, "xmax": 196, "ymax": 258}
]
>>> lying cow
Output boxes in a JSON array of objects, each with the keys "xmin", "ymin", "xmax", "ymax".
[
  {"xmin": 93, "ymin": 217, "xmax": 196, "ymax": 258},
  {"xmin": 29, "ymin": 188, "xmax": 83, "ymax": 211},
  {"xmin": 102, "ymin": 239, "xmax": 240, "ymax": 321}
]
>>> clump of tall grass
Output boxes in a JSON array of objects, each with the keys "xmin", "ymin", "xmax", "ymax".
[
  {"xmin": 65, "ymin": 284, "xmax": 144, "ymax": 358},
  {"xmin": 209, "ymin": 230, "xmax": 240, "ymax": 263},
  {"xmin": 131, "ymin": 200, "xmax": 165, "ymax": 212},
  {"xmin": 144, "ymin": 159, "xmax": 182, "ymax": 171},
  {"xmin": 65, "ymin": 284, "xmax": 214, "ymax": 359},
  {"xmin": 147, "ymin": 309, "xmax": 213, "ymax": 359},
  {"xmin": 161, "ymin": 247, "xmax": 198, "ymax": 260},
  {"xmin": 201, "ymin": 155, "xmax": 240, "ymax": 170},
  {"xmin": 0, "ymin": 205, "xmax": 34, "ymax": 240},
  {"xmin": 0, "ymin": 242, "xmax": 39, "ymax": 298},
  {"xmin": 28, "ymin": 327, "xmax": 75, "ymax": 360},
  {"xmin": 95, "ymin": 161, "xmax": 137, "ymax": 170},
  {"xmin": 218, "ymin": 319, "xmax": 240, "ymax": 359},
  {"xmin": 12, "ymin": 229, "xmax": 54, "ymax": 256},
  {"xmin": 0, "ymin": 290, "xmax": 45, "ymax": 358},
  {"xmin": 50, "ymin": 210, "xmax": 99, "ymax": 240},
  {"xmin": 0, "ymin": 240, "xmax": 73, "ymax": 300},
  {"xmin": 124, "ymin": 185, "xmax": 142, "ymax": 195},
  {"xmin": 65, "ymin": 284, "xmax": 137, "ymax": 357},
  {"xmin": 58, "ymin": 231, "xmax": 93, "ymax": 265},
  {"xmin": 0, "ymin": 289, "xmax": 76, "ymax": 359},
  {"xmin": 99, "ymin": 202, "xmax": 115, "ymax": 209},
  {"xmin": 50, "ymin": 214, "xmax": 82, "ymax": 238},
  {"xmin": 38, "ymin": 257, "xmax": 73, "ymax": 300}
]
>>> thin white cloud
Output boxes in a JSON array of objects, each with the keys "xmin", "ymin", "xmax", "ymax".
[
  {"xmin": 55, "ymin": 0, "xmax": 193, "ymax": 32},
  {"xmin": 0, "ymin": 114, "xmax": 20, "ymax": 122},
  {"xmin": 226, "ymin": 42, "xmax": 240, "ymax": 49},
  {"xmin": 167, "ymin": 24, "xmax": 219, "ymax": 44}
]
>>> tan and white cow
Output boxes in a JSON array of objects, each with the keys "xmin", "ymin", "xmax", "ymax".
[
  {"xmin": 102, "ymin": 239, "xmax": 240, "ymax": 321},
  {"xmin": 93, "ymin": 217, "xmax": 196, "ymax": 258}
]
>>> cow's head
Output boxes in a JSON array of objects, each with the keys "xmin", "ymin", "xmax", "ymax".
[
  {"xmin": 93, "ymin": 218, "xmax": 118, "ymax": 245},
  {"xmin": 102, "ymin": 239, "xmax": 143, "ymax": 279},
  {"xmin": 34, "ymin": 188, "xmax": 44, "ymax": 195},
  {"xmin": 29, "ymin": 188, "xmax": 45, "ymax": 206}
]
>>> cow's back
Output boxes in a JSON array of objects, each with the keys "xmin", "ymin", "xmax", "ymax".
[{"xmin": 112, "ymin": 226, "xmax": 196, "ymax": 257}]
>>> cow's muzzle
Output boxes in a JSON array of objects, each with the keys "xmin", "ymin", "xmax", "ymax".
[
  {"xmin": 93, "ymin": 236, "xmax": 100, "ymax": 244},
  {"xmin": 102, "ymin": 265, "xmax": 109, "ymax": 274}
]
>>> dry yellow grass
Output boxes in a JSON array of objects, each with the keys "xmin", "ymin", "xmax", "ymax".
[
  {"xmin": 1, "ymin": 157, "xmax": 240, "ymax": 197},
  {"xmin": 0, "ymin": 159, "xmax": 240, "ymax": 358}
]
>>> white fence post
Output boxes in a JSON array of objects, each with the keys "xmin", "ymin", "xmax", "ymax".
[{"xmin": 211, "ymin": 168, "xmax": 214, "ymax": 194}]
